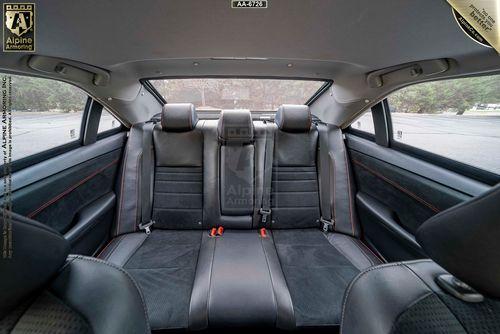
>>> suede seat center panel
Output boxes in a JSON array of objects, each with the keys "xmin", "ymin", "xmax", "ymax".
[
  {"xmin": 124, "ymin": 230, "xmax": 202, "ymax": 330},
  {"xmin": 104, "ymin": 104, "xmax": 383, "ymax": 330}
]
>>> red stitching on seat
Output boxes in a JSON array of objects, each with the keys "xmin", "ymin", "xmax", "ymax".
[
  {"xmin": 359, "ymin": 239, "xmax": 385, "ymax": 263},
  {"xmin": 27, "ymin": 159, "xmax": 119, "ymax": 219},
  {"xmin": 96, "ymin": 237, "xmax": 117, "ymax": 258},
  {"xmin": 116, "ymin": 145, "xmax": 129, "ymax": 235},
  {"xmin": 352, "ymin": 159, "xmax": 441, "ymax": 213}
]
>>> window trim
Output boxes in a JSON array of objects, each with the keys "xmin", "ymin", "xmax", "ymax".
[
  {"xmin": 384, "ymin": 93, "xmax": 499, "ymax": 185},
  {"xmin": 348, "ymin": 95, "xmax": 500, "ymax": 185},
  {"xmin": 2, "ymin": 97, "xmax": 92, "ymax": 175},
  {"xmin": 141, "ymin": 76, "xmax": 332, "ymax": 108},
  {"xmin": 389, "ymin": 139, "xmax": 500, "ymax": 185}
]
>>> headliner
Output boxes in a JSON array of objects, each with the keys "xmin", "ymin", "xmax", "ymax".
[{"xmin": 1, "ymin": 0, "xmax": 499, "ymax": 125}]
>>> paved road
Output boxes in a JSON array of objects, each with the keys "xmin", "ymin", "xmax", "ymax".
[
  {"xmin": 2, "ymin": 112, "xmax": 500, "ymax": 175},
  {"xmin": 2, "ymin": 112, "xmax": 117, "ymax": 161},
  {"xmin": 354, "ymin": 113, "xmax": 500, "ymax": 175}
]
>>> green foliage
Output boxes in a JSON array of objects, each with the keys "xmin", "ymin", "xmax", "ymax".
[
  {"xmin": 152, "ymin": 78, "xmax": 324, "ymax": 110},
  {"xmin": 389, "ymin": 76, "xmax": 500, "ymax": 114},
  {"xmin": 10, "ymin": 75, "xmax": 87, "ymax": 112}
]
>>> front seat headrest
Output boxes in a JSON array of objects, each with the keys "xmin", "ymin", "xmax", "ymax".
[
  {"xmin": 161, "ymin": 103, "xmax": 198, "ymax": 132},
  {"xmin": 416, "ymin": 183, "xmax": 500, "ymax": 298},
  {"xmin": 0, "ymin": 212, "xmax": 69, "ymax": 319},
  {"xmin": 217, "ymin": 110, "xmax": 254, "ymax": 144},
  {"xmin": 275, "ymin": 104, "xmax": 312, "ymax": 132}
]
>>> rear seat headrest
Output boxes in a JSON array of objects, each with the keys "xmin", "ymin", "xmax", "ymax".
[
  {"xmin": 161, "ymin": 103, "xmax": 198, "ymax": 132},
  {"xmin": 275, "ymin": 104, "xmax": 312, "ymax": 133},
  {"xmin": 217, "ymin": 110, "xmax": 254, "ymax": 144}
]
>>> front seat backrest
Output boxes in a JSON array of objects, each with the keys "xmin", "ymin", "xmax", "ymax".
[
  {"xmin": 341, "ymin": 183, "xmax": 500, "ymax": 334},
  {"xmin": 0, "ymin": 212, "xmax": 150, "ymax": 334}
]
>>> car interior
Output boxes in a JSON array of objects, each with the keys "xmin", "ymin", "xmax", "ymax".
[{"xmin": 0, "ymin": 1, "xmax": 499, "ymax": 333}]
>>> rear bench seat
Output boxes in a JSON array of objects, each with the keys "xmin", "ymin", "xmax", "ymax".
[
  {"xmin": 99, "ymin": 104, "xmax": 204, "ymax": 330},
  {"xmin": 99, "ymin": 104, "xmax": 382, "ymax": 331},
  {"xmin": 270, "ymin": 105, "xmax": 382, "ymax": 327}
]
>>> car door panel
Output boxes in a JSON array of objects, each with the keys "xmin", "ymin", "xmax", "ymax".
[
  {"xmin": 346, "ymin": 134, "xmax": 488, "ymax": 261},
  {"xmin": 1, "ymin": 132, "xmax": 126, "ymax": 255}
]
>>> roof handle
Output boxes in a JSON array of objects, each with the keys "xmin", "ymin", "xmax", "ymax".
[
  {"xmin": 28, "ymin": 55, "xmax": 110, "ymax": 87},
  {"xmin": 367, "ymin": 59, "xmax": 449, "ymax": 88}
]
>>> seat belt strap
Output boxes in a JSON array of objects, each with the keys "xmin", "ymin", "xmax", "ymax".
[
  {"xmin": 139, "ymin": 122, "xmax": 155, "ymax": 235},
  {"xmin": 260, "ymin": 121, "xmax": 275, "ymax": 225},
  {"xmin": 317, "ymin": 123, "xmax": 335, "ymax": 232}
]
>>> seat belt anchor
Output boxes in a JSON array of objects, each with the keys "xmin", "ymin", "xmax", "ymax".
[
  {"xmin": 139, "ymin": 220, "xmax": 155, "ymax": 235},
  {"xmin": 320, "ymin": 217, "xmax": 335, "ymax": 233},
  {"xmin": 259, "ymin": 208, "xmax": 271, "ymax": 223}
]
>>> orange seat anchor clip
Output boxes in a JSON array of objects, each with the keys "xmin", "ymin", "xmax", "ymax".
[
  {"xmin": 209, "ymin": 226, "xmax": 224, "ymax": 237},
  {"xmin": 259, "ymin": 228, "xmax": 268, "ymax": 238}
]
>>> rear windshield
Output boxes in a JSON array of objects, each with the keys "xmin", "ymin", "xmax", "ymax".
[{"xmin": 149, "ymin": 78, "xmax": 326, "ymax": 111}]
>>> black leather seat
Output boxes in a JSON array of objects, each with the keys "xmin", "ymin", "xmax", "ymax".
[
  {"xmin": 269, "ymin": 105, "xmax": 382, "ymax": 327},
  {"xmin": 99, "ymin": 103, "xmax": 204, "ymax": 330},
  {"xmin": 97, "ymin": 104, "xmax": 384, "ymax": 331},
  {"xmin": 0, "ymin": 212, "xmax": 149, "ymax": 334},
  {"xmin": 341, "ymin": 183, "xmax": 500, "ymax": 334}
]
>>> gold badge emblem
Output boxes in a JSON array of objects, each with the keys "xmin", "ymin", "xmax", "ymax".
[
  {"xmin": 447, "ymin": 0, "xmax": 499, "ymax": 53},
  {"xmin": 3, "ymin": 3, "xmax": 35, "ymax": 52}
]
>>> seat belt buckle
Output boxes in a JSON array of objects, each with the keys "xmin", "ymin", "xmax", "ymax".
[
  {"xmin": 259, "ymin": 227, "xmax": 268, "ymax": 238},
  {"xmin": 320, "ymin": 217, "xmax": 335, "ymax": 233},
  {"xmin": 139, "ymin": 220, "xmax": 155, "ymax": 235},
  {"xmin": 259, "ymin": 208, "xmax": 271, "ymax": 223}
]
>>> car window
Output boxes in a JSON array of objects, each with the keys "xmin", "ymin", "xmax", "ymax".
[
  {"xmin": 387, "ymin": 75, "xmax": 500, "ymax": 174},
  {"xmin": 351, "ymin": 109, "xmax": 375, "ymax": 135},
  {"xmin": 98, "ymin": 108, "xmax": 121, "ymax": 134},
  {"xmin": 149, "ymin": 78, "xmax": 326, "ymax": 111},
  {"xmin": 4, "ymin": 74, "xmax": 87, "ymax": 162}
]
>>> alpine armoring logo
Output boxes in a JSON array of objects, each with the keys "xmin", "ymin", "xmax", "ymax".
[{"xmin": 3, "ymin": 3, "xmax": 35, "ymax": 52}]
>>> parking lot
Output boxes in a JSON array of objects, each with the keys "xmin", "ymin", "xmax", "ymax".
[
  {"xmin": 2, "ymin": 111, "xmax": 118, "ymax": 161},
  {"xmin": 2, "ymin": 111, "xmax": 499, "ymax": 175},
  {"xmin": 351, "ymin": 112, "xmax": 500, "ymax": 175}
]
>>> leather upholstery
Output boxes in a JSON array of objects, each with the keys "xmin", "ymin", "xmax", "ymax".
[
  {"xmin": 153, "ymin": 123, "xmax": 203, "ymax": 167},
  {"xmin": 0, "ymin": 212, "xmax": 150, "ymax": 334},
  {"xmin": 51, "ymin": 255, "xmax": 150, "ymax": 334},
  {"xmin": 0, "ymin": 212, "xmax": 69, "ymax": 319},
  {"xmin": 107, "ymin": 106, "xmax": 384, "ymax": 330},
  {"xmin": 189, "ymin": 230, "xmax": 295, "ymax": 329},
  {"xmin": 217, "ymin": 110, "xmax": 254, "ymax": 144},
  {"xmin": 317, "ymin": 124, "xmax": 360, "ymax": 237},
  {"xmin": 341, "ymin": 260, "xmax": 444, "ymax": 334},
  {"xmin": 275, "ymin": 104, "xmax": 312, "ymax": 133},
  {"xmin": 341, "ymin": 260, "xmax": 500, "ymax": 334},
  {"xmin": 416, "ymin": 183, "xmax": 500, "ymax": 298},
  {"xmin": 161, "ymin": 103, "xmax": 198, "ymax": 132}
]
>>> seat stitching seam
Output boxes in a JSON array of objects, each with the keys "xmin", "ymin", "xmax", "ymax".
[
  {"xmin": 339, "ymin": 259, "xmax": 432, "ymax": 333},
  {"xmin": 122, "ymin": 235, "xmax": 148, "ymax": 267},
  {"xmin": 116, "ymin": 142, "xmax": 130, "ymax": 235},
  {"xmin": 389, "ymin": 292, "xmax": 434, "ymax": 334},
  {"xmin": 347, "ymin": 236, "xmax": 375, "ymax": 267},
  {"xmin": 133, "ymin": 152, "xmax": 142, "ymax": 231},
  {"xmin": 344, "ymin": 148, "xmax": 355, "ymax": 235},
  {"xmin": 102, "ymin": 235, "xmax": 125, "ymax": 261},
  {"xmin": 66, "ymin": 255, "xmax": 151, "ymax": 333},
  {"xmin": 358, "ymin": 240, "xmax": 385, "ymax": 263},
  {"xmin": 259, "ymin": 237, "xmax": 279, "ymax": 326},
  {"xmin": 322, "ymin": 233, "xmax": 367, "ymax": 270},
  {"xmin": 96, "ymin": 238, "xmax": 116, "ymax": 259}
]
